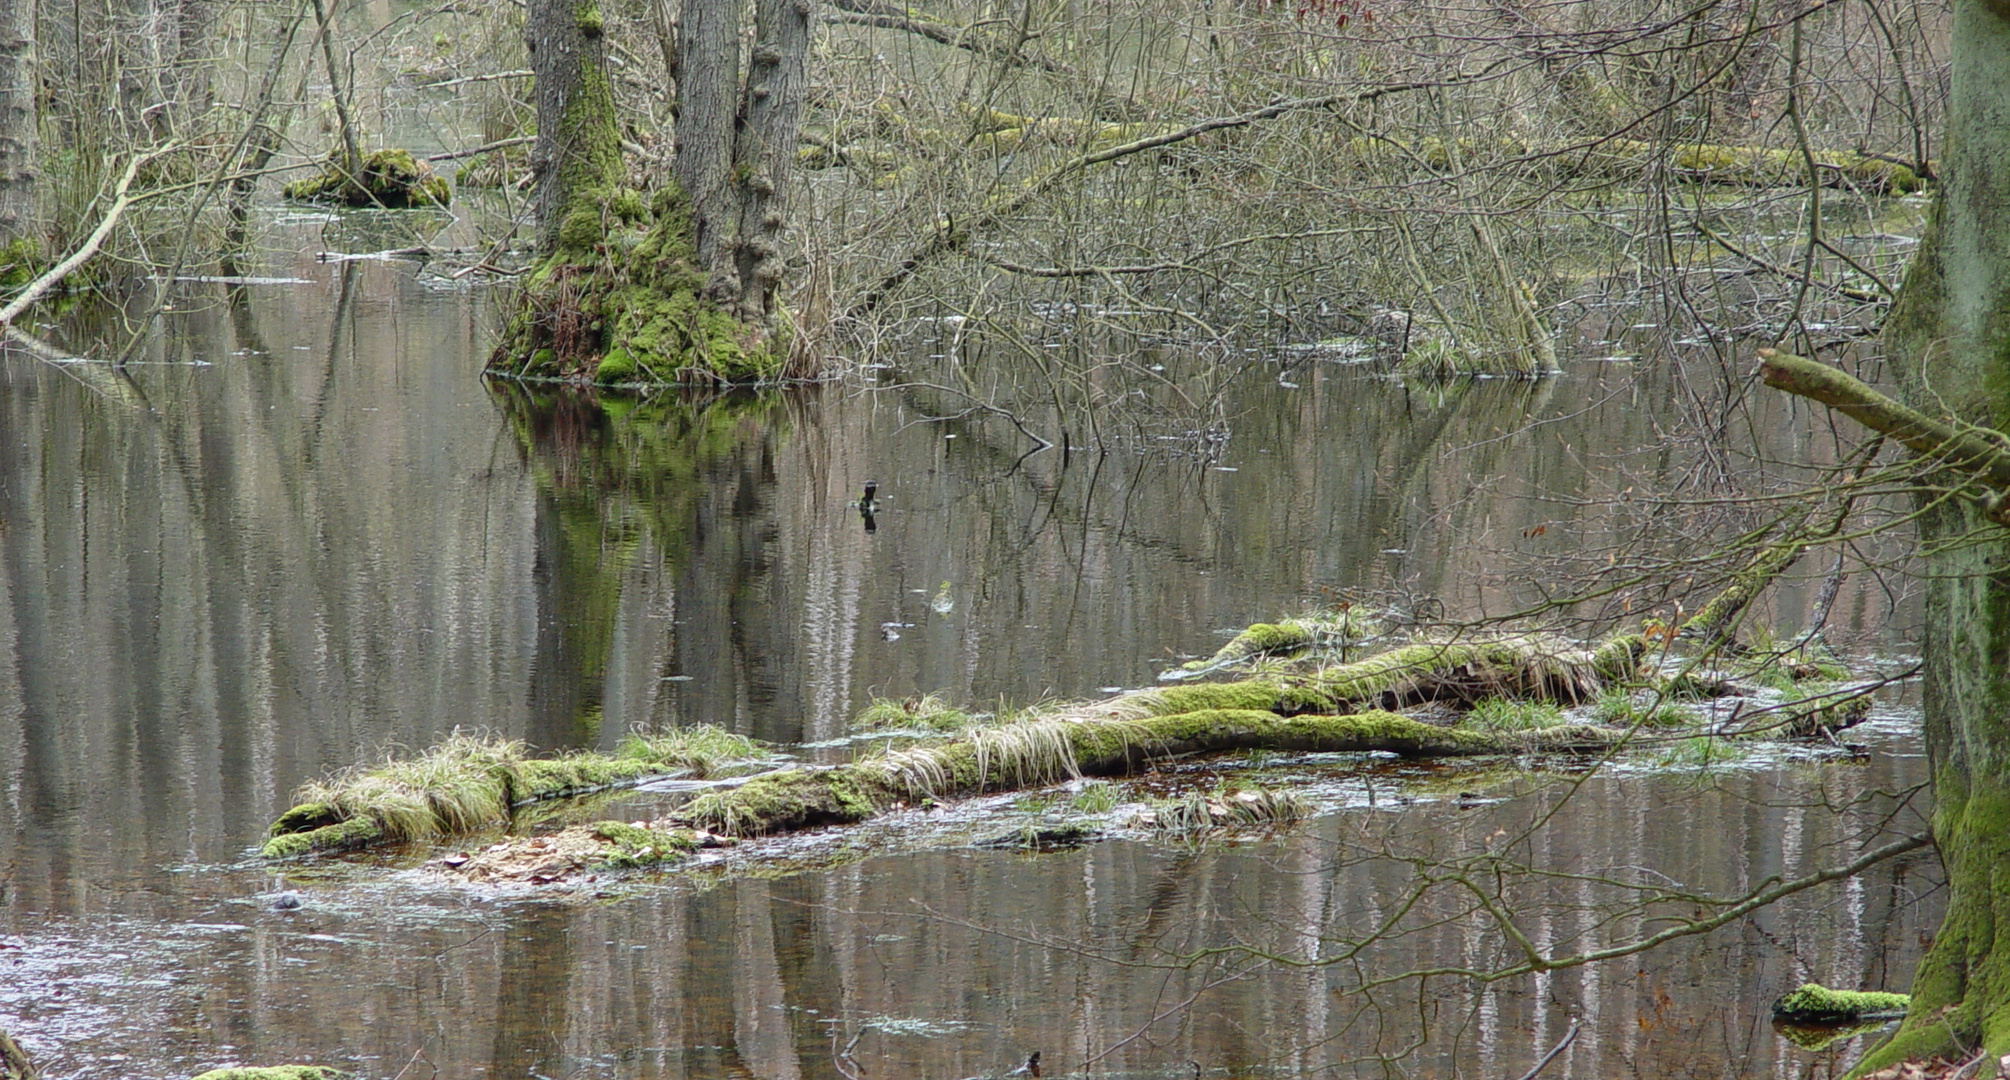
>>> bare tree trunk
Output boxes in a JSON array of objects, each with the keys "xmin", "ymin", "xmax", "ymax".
[
  {"xmin": 0, "ymin": 0, "xmax": 34, "ymax": 253},
  {"xmin": 729, "ymin": 0, "xmax": 808, "ymax": 325},
  {"xmin": 674, "ymin": 0, "xmax": 739, "ymax": 292},
  {"xmin": 1770, "ymin": 0, "xmax": 2010, "ymax": 1070}
]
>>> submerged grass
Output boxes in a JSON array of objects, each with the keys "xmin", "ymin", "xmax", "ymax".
[
  {"xmin": 264, "ymin": 726, "xmax": 761, "ymax": 858},
  {"xmin": 1145, "ymin": 784, "xmax": 1311, "ymax": 837}
]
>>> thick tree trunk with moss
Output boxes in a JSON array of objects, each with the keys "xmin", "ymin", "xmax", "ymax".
[
  {"xmin": 1824, "ymin": 1, "xmax": 2010, "ymax": 1068},
  {"xmin": 0, "ymin": 0, "xmax": 35, "ymax": 275},
  {"xmin": 492, "ymin": 0, "xmax": 809, "ymax": 384}
]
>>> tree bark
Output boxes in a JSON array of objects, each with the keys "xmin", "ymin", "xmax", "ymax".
[
  {"xmin": 528, "ymin": 0, "xmax": 622, "ymax": 252},
  {"xmin": 1779, "ymin": 0, "xmax": 2010, "ymax": 1067},
  {"xmin": 0, "ymin": 0, "xmax": 34, "ymax": 255}
]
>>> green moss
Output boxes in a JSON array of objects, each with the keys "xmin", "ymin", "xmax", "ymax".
[
  {"xmin": 262, "ymin": 727, "xmax": 758, "ymax": 858},
  {"xmin": 259, "ymin": 815, "xmax": 383, "ymax": 859},
  {"xmin": 0, "ymin": 235, "xmax": 38, "ymax": 291},
  {"xmin": 1772, "ymin": 983, "xmax": 1910, "ymax": 1024},
  {"xmin": 283, "ymin": 148, "xmax": 450, "ymax": 208},
  {"xmin": 589, "ymin": 820, "xmax": 696, "ymax": 868},
  {"xmin": 490, "ymin": 178, "xmax": 788, "ymax": 383},
  {"xmin": 596, "ymin": 347, "xmax": 637, "ymax": 383},
  {"xmin": 188, "ymin": 1061, "xmax": 349, "ymax": 1069}
]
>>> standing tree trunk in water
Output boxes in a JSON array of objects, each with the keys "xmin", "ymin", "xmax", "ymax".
[
  {"xmin": 1771, "ymin": 0, "xmax": 2010, "ymax": 1069},
  {"xmin": 494, "ymin": 0, "xmax": 809, "ymax": 384},
  {"xmin": 0, "ymin": 0, "xmax": 35, "ymax": 275}
]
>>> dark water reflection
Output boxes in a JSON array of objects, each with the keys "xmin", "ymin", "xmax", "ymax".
[{"xmin": 0, "ymin": 224, "xmax": 1934, "ymax": 1079}]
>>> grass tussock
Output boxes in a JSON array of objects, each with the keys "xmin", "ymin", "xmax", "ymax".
[
  {"xmin": 1144, "ymin": 784, "xmax": 1311, "ymax": 836},
  {"xmin": 851, "ymin": 693, "xmax": 976, "ymax": 733}
]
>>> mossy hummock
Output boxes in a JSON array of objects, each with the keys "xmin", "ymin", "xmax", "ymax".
[
  {"xmin": 261, "ymin": 728, "xmax": 759, "ymax": 858},
  {"xmin": 1772, "ymin": 983, "xmax": 1911, "ymax": 1025},
  {"xmin": 282, "ymin": 149, "xmax": 451, "ymax": 207},
  {"xmin": 489, "ymin": 183, "xmax": 787, "ymax": 384}
]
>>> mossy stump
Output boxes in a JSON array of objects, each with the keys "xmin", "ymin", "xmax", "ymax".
[
  {"xmin": 488, "ymin": 184, "xmax": 789, "ymax": 385},
  {"xmin": 1771, "ymin": 983, "xmax": 1911, "ymax": 1025},
  {"xmin": 283, "ymin": 149, "xmax": 451, "ymax": 208}
]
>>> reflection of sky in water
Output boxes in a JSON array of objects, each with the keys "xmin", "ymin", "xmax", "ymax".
[{"xmin": 0, "ymin": 211, "xmax": 1933, "ymax": 1079}]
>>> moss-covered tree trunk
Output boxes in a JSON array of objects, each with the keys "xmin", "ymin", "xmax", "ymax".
[
  {"xmin": 493, "ymin": 0, "xmax": 809, "ymax": 385},
  {"xmin": 1843, "ymin": 0, "xmax": 2010, "ymax": 1068},
  {"xmin": 0, "ymin": 0, "xmax": 36, "ymax": 276}
]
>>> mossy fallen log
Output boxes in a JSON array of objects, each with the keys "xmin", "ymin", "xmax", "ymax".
[
  {"xmin": 1772, "ymin": 983, "xmax": 1910, "ymax": 1025},
  {"xmin": 677, "ymin": 708, "xmax": 1627, "ymax": 837},
  {"xmin": 282, "ymin": 149, "xmax": 450, "ymax": 208},
  {"xmin": 261, "ymin": 728, "xmax": 759, "ymax": 858},
  {"xmin": 1342, "ymin": 135, "xmax": 1928, "ymax": 195}
]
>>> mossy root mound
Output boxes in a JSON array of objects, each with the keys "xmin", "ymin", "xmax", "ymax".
[
  {"xmin": 283, "ymin": 149, "xmax": 450, "ymax": 208},
  {"xmin": 262, "ymin": 728, "xmax": 759, "ymax": 858},
  {"xmin": 679, "ymin": 707, "xmax": 1627, "ymax": 837},
  {"xmin": 489, "ymin": 185, "xmax": 790, "ymax": 386},
  {"xmin": 1771, "ymin": 983, "xmax": 1911, "ymax": 1025}
]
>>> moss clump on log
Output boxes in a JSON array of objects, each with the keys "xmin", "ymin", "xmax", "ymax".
[
  {"xmin": 1177, "ymin": 610, "xmax": 1381, "ymax": 675},
  {"xmin": 189, "ymin": 1070, "xmax": 350, "ymax": 1080},
  {"xmin": 489, "ymin": 184, "xmax": 787, "ymax": 384},
  {"xmin": 1772, "ymin": 983, "xmax": 1910, "ymax": 1025},
  {"xmin": 282, "ymin": 149, "xmax": 450, "ymax": 207},
  {"xmin": 261, "ymin": 728, "xmax": 759, "ymax": 858}
]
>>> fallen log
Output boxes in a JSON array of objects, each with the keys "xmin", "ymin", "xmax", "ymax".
[
  {"xmin": 261, "ymin": 728, "xmax": 760, "ymax": 858},
  {"xmin": 1772, "ymin": 983, "xmax": 1910, "ymax": 1025},
  {"xmin": 676, "ymin": 707, "xmax": 1627, "ymax": 837}
]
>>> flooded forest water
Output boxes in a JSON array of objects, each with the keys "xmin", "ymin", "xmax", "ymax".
[{"xmin": 0, "ymin": 206, "xmax": 1941, "ymax": 1080}]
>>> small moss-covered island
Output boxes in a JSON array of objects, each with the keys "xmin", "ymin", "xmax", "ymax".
[
  {"xmin": 489, "ymin": 0, "xmax": 809, "ymax": 386},
  {"xmin": 262, "ymin": 552, "xmax": 1881, "ymax": 885},
  {"xmin": 281, "ymin": 148, "xmax": 451, "ymax": 208}
]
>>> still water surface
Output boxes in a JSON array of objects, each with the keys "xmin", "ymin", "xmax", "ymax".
[{"xmin": 0, "ymin": 212, "xmax": 1936, "ymax": 1079}]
